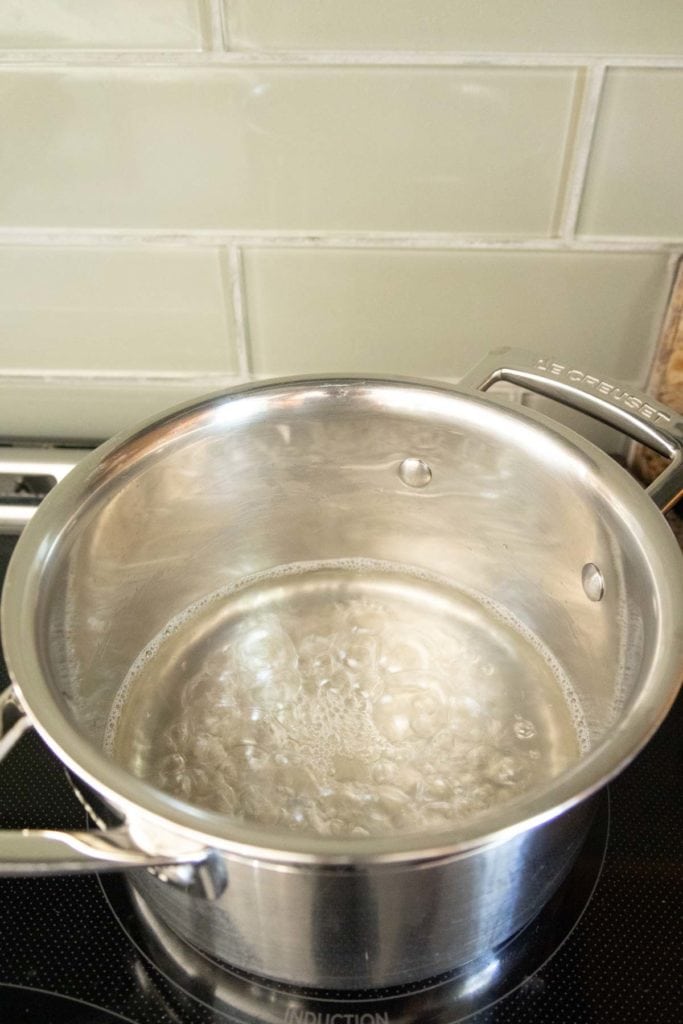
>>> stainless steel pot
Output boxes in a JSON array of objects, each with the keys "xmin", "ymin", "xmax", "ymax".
[{"xmin": 2, "ymin": 348, "xmax": 683, "ymax": 989}]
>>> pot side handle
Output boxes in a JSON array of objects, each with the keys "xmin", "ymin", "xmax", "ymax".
[
  {"xmin": 0, "ymin": 686, "xmax": 224, "ymax": 895},
  {"xmin": 0, "ymin": 683, "xmax": 31, "ymax": 762},
  {"xmin": 0, "ymin": 825, "xmax": 204, "ymax": 876},
  {"xmin": 460, "ymin": 347, "xmax": 683, "ymax": 513}
]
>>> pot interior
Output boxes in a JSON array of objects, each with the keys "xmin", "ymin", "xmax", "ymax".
[{"xmin": 8, "ymin": 379, "xmax": 683, "ymax": 850}]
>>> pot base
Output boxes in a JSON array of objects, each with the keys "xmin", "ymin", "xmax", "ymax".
[{"xmin": 104, "ymin": 792, "xmax": 608, "ymax": 1022}]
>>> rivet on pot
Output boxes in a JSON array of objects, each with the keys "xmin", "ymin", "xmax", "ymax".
[
  {"xmin": 582, "ymin": 563, "xmax": 604, "ymax": 602},
  {"xmin": 399, "ymin": 458, "xmax": 432, "ymax": 488}
]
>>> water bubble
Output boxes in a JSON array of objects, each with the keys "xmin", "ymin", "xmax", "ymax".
[
  {"xmin": 108, "ymin": 558, "xmax": 588, "ymax": 839},
  {"xmin": 164, "ymin": 752, "xmax": 186, "ymax": 772},
  {"xmin": 490, "ymin": 755, "xmax": 523, "ymax": 787},
  {"xmin": 423, "ymin": 801, "xmax": 453, "ymax": 825},
  {"xmin": 377, "ymin": 632, "xmax": 433, "ymax": 674},
  {"xmin": 372, "ymin": 693, "xmax": 412, "ymax": 742},
  {"xmin": 174, "ymin": 773, "xmax": 195, "ymax": 798},
  {"xmin": 514, "ymin": 717, "xmax": 536, "ymax": 740},
  {"xmin": 340, "ymin": 637, "xmax": 377, "ymax": 672},
  {"xmin": 167, "ymin": 721, "xmax": 191, "ymax": 748},
  {"xmin": 410, "ymin": 692, "xmax": 444, "ymax": 739},
  {"xmin": 231, "ymin": 742, "xmax": 270, "ymax": 772},
  {"xmin": 389, "ymin": 763, "xmax": 425, "ymax": 793},
  {"xmin": 235, "ymin": 617, "xmax": 297, "ymax": 677},
  {"xmin": 291, "ymin": 805, "xmax": 307, "ymax": 824},
  {"xmin": 425, "ymin": 776, "xmax": 451, "ymax": 800}
]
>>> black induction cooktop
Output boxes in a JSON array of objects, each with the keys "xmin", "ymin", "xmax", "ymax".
[{"xmin": 0, "ymin": 533, "xmax": 681, "ymax": 1024}]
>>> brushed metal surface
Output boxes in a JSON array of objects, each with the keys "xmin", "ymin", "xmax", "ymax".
[
  {"xmin": 132, "ymin": 798, "xmax": 595, "ymax": 988},
  {"xmin": 1, "ymin": 349, "xmax": 682, "ymax": 985}
]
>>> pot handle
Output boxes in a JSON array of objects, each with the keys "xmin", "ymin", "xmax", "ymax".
[
  {"xmin": 460, "ymin": 347, "xmax": 683, "ymax": 513},
  {"xmin": 0, "ymin": 685, "xmax": 223, "ymax": 893},
  {"xmin": 0, "ymin": 683, "xmax": 31, "ymax": 762}
]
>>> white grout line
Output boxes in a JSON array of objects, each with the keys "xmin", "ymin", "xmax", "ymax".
[
  {"xmin": 548, "ymin": 235, "xmax": 683, "ymax": 253},
  {"xmin": 0, "ymin": 49, "xmax": 682, "ymax": 69},
  {"xmin": 0, "ymin": 228, "xmax": 680, "ymax": 254},
  {"xmin": 206, "ymin": 0, "xmax": 226, "ymax": 52},
  {"xmin": 0, "ymin": 368, "xmax": 236, "ymax": 382},
  {"xmin": 224, "ymin": 246, "xmax": 251, "ymax": 376},
  {"xmin": 0, "ymin": 372, "xmax": 524, "ymax": 400},
  {"xmin": 560, "ymin": 64, "xmax": 607, "ymax": 241}
]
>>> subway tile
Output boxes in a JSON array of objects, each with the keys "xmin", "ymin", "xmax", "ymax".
[
  {"xmin": 0, "ymin": 67, "xmax": 575, "ymax": 235},
  {"xmin": 579, "ymin": 69, "xmax": 683, "ymax": 239},
  {"xmin": 0, "ymin": 247, "xmax": 235, "ymax": 374},
  {"xmin": 0, "ymin": 377, "xmax": 227, "ymax": 442},
  {"xmin": 0, "ymin": 0, "xmax": 204, "ymax": 50},
  {"xmin": 243, "ymin": 248, "xmax": 670, "ymax": 382},
  {"xmin": 225, "ymin": 0, "xmax": 683, "ymax": 55}
]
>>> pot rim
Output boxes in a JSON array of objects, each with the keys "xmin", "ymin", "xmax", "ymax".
[{"xmin": 3, "ymin": 374, "xmax": 683, "ymax": 866}]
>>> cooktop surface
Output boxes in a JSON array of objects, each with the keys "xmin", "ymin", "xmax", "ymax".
[{"xmin": 0, "ymin": 534, "xmax": 681, "ymax": 1024}]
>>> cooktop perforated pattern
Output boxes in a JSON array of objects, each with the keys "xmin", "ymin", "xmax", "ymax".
[{"xmin": 1, "ymin": 533, "xmax": 682, "ymax": 1024}]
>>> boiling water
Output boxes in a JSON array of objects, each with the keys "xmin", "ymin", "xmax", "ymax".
[{"xmin": 106, "ymin": 560, "xmax": 588, "ymax": 838}]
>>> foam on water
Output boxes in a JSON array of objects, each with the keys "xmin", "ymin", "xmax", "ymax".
[{"xmin": 106, "ymin": 559, "xmax": 590, "ymax": 838}]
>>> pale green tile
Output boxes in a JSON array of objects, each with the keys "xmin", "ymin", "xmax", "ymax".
[
  {"xmin": 226, "ymin": 0, "xmax": 683, "ymax": 55},
  {"xmin": 579, "ymin": 70, "xmax": 683, "ymax": 238},
  {"xmin": 0, "ymin": 0, "xmax": 204, "ymax": 50},
  {"xmin": 0, "ymin": 247, "xmax": 235, "ymax": 374},
  {"xmin": 0, "ymin": 67, "xmax": 575, "ymax": 234},
  {"xmin": 243, "ymin": 249, "xmax": 669, "ymax": 381},
  {"xmin": 0, "ymin": 377, "xmax": 223, "ymax": 442}
]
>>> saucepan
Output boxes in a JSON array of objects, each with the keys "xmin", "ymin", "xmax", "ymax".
[{"xmin": 1, "ymin": 347, "xmax": 682, "ymax": 989}]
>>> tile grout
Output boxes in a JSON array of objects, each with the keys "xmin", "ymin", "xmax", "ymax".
[
  {"xmin": 0, "ymin": 49, "xmax": 681, "ymax": 69},
  {"xmin": 0, "ymin": 229, "xmax": 680, "ymax": 254},
  {"xmin": 0, "ymin": 374, "xmax": 643, "ymax": 401},
  {"xmin": 206, "ymin": 0, "xmax": 227, "ymax": 52},
  {"xmin": 0, "ymin": 369, "xmax": 244, "ymax": 383},
  {"xmin": 224, "ymin": 246, "xmax": 252, "ymax": 376},
  {"xmin": 560, "ymin": 64, "xmax": 607, "ymax": 241}
]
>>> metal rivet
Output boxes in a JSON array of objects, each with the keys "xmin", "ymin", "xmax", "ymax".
[
  {"xmin": 398, "ymin": 458, "xmax": 432, "ymax": 488},
  {"xmin": 582, "ymin": 563, "xmax": 604, "ymax": 602}
]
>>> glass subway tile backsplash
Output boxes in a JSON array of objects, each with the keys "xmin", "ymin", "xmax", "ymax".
[{"xmin": 0, "ymin": 2, "xmax": 680, "ymax": 440}]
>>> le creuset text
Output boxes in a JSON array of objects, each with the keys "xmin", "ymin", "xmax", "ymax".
[{"xmin": 535, "ymin": 358, "xmax": 671, "ymax": 425}]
